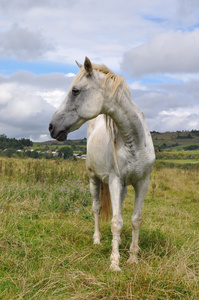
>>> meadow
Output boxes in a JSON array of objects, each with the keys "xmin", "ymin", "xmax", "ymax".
[{"xmin": 0, "ymin": 158, "xmax": 198, "ymax": 299}]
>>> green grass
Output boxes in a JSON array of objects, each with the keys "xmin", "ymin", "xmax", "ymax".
[
  {"xmin": 155, "ymin": 160, "xmax": 199, "ymax": 170},
  {"xmin": 157, "ymin": 159, "xmax": 199, "ymax": 165},
  {"xmin": 156, "ymin": 150, "xmax": 199, "ymax": 160},
  {"xmin": 0, "ymin": 158, "xmax": 198, "ymax": 299}
]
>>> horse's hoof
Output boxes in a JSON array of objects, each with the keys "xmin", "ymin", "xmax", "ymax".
[
  {"xmin": 93, "ymin": 233, "xmax": 101, "ymax": 245},
  {"xmin": 110, "ymin": 263, "xmax": 121, "ymax": 271},
  {"xmin": 127, "ymin": 256, "xmax": 138, "ymax": 264},
  {"xmin": 93, "ymin": 239, "xmax": 101, "ymax": 245}
]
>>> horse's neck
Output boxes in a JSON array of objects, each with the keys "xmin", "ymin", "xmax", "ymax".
[{"xmin": 106, "ymin": 89, "xmax": 146, "ymax": 149}]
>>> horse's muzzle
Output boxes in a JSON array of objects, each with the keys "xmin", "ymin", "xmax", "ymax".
[{"xmin": 49, "ymin": 123, "xmax": 67, "ymax": 141}]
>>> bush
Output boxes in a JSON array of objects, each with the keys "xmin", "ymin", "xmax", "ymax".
[
  {"xmin": 58, "ymin": 146, "xmax": 74, "ymax": 159},
  {"xmin": 3, "ymin": 148, "xmax": 16, "ymax": 158}
]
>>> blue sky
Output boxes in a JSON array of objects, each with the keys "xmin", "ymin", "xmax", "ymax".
[
  {"xmin": 0, "ymin": 0, "xmax": 199, "ymax": 141},
  {"xmin": 0, "ymin": 58, "xmax": 77, "ymax": 75}
]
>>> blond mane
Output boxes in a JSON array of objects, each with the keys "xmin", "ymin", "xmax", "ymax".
[{"xmin": 72, "ymin": 63, "xmax": 129, "ymax": 98}]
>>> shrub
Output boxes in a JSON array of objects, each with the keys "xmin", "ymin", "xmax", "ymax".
[{"xmin": 58, "ymin": 146, "xmax": 74, "ymax": 159}]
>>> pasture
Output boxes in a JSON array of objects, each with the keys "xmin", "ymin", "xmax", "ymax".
[{"xmin": 0, "ymin": 158, "xmax": 198, "ymax": 299}]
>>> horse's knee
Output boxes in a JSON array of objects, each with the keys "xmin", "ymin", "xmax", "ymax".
[
  {"xmin": 111, "ymin": 215, "xmax": 123, "ymax": 236},
  {"xmin": 92, "ymin": 201, "xmax": 100, "ymax": 214},
  {"xmin": 110, "ymin": 215, "xmax": 123, "ymax": 270},
  {"xmin": 131, "ymin": 213, "xmax": 142, "ymax": 230}
]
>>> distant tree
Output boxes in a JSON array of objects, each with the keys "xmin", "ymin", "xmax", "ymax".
[
  {"xmin": 26, "ymin": 150, "xmax": 32, "ymax": 157},
  {"xmin": 71, "ymin": 144, "xmax": 77, "ymax": 150},
  {"xmin": 0, "ymin": 135, "xmax": 33, "ymax": 150},
  {"xmin": 183, "ymin": 145, "xmax": 199, "ymax": 151},
  {"xmin": 4, "ymin": 148, "xmax": 16, "ymax": 158},
  {"xmin": 64, "ymin": 140, "xmax": 72, "ymax": 145},
  {"xmin": 58, "ymin": 147, "xmax": 73, "ymax": 159},
  {"xmin": 30, "ymin": 151, "xmax": 39, "ymax": 158},
  {"xmin": 19, "ymin": 138, "xmax": 33, "ymax": 147},
  {"xmin": 191, "ymin": 130, "xmax": 199, "ymax": 136}
]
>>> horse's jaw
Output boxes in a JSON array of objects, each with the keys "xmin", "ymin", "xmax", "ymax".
[{"xmin": 49, "ymin": 116, "xmax": 86, "ymax": 142}]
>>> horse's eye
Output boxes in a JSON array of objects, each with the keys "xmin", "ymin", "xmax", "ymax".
[{"xmin": 72, "ymin": 87, "xmax": 80, "ymax": 96}]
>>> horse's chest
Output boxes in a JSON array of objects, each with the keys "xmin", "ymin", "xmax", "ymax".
[{"xmin": 117, "ymin": 149, "xmax": 146, "ymax": 184}]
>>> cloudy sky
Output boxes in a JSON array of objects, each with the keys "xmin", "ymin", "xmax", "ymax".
[{"xmin": 0, "ymin": 0, "xmax": 199, "ymax": 141}]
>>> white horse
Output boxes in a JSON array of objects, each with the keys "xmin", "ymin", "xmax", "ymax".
[{"xmin": 49, "ymin": 57, "xmax": 155, "ymax": 271}]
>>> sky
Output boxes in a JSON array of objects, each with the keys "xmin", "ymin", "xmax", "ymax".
[{"xmin": 0, "ymin": 0, "xmax": 199, "ymax": 141}]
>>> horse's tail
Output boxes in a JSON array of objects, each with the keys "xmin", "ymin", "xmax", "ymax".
[{"xmin": 100, "ymin": 183, "xmax": 112, "ymax": 221}]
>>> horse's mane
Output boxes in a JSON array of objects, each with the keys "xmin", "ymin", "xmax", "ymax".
[
  {"xmin": 73, "ymin": 63, "xmax": 129, "ymax": 98},
  {"xmin": 93, "ymin": 64, "xmax": 127, "ymax": 96}
]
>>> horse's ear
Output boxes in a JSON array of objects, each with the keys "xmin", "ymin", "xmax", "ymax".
[
  {"xmin": 75, "ymin": 60, "xmax": 82, "ymax": 68},
  {"xmin": 84, "ymin": 57, "xmax": 93, "ymax": 75}
]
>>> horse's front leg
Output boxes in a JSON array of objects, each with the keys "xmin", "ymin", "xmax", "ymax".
[
  {"xmin": 90, "ymin": 177, "xmax": 101, "ymax": 244},
  {"xmin": 128, "ymin": 175, "xmax": 150, "ymax": 264},
  {"xmin": 109, "ymin": 175, "xmax": 127, "ymax": 271}
]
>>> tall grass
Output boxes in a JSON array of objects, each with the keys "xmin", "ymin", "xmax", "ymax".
[{"xmin": 0, "ymin": 158, "xmax": 198, "ymax": 299}]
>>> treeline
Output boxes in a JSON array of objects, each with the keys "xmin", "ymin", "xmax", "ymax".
[
  {"xmin": 0, "ymin": 147, "xmax": 75, "ymax": 160},
  {"xmin": 151, "ymin": 130, "xmax": 199, "ymax": 136},
  {"xmin": 0, "ymin": 134, "xmax": 33, "ymax": 149},
  {"xmin": 183, "ymin": 145, "xmax": 199, "ymax": 151},
  {"xmin": 0, "ymin": 134, "xmax": 75, "ymax": 160}
]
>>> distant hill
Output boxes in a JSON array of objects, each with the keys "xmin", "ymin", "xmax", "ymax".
[
  {"xmin": 151, "ymin": 130, "xmax": 199, "ymax": 151},
  {"xmin": 33, "ymin": 138, "xmax": 87, "ymax": 147},
  {"xmin": 36, "ymin": 130, "xmax": 199, "ymax": 152}
]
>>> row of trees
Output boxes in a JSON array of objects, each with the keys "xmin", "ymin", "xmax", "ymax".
[
  {"xmin": 0, "ymin": 134, "xmax": 75, "ymax": 160},
  {"xmin": 0, "ymin": 134, "xmax": 33, "ymax": 150},
  {"xmin": 183, "ymin": 145, "xmax": 199, "ymax": 151},
  {"xmin": 0, "ymin": 147, "xmax": 75, "ymax": 160}
]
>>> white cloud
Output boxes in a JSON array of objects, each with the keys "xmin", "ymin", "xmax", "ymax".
[
  {"xmin": 130, "ymin": 81, "xmax": 148, "ymax": 91},
  {"xmin": 36, "ymin": 90, "xmax": 66, "ymax": 108},
  {"xmin": 121, "ymin": 29, "xmax": 199, "ymax": 77},
  {"xmin": 0, "ymin": 0, "xmax": 77, "ymax": 11},
  {"xmin": 0, "ymin": 24, "xmax": 53, "ymax": 60},
  {"xmin": 1, "ymin": 0, "xmax": 199, "ymax": 72},
  {"xmin": 131, "ymin": 81, "xmax": 199, "ymax": 132},
  {"xmin": 0, "ymin": 72, "xmax": 76, "ymax": 140},
  {"xmin": 154, "ymin": 112, "xmax": 199, "ymax": 132},
  {"xmin": 0, "ymin": 71, "xmax": 73, "ymax": 91},
  {"xmin": 65, "ymin": 73, "xmax": 75, "ymax": 78}
]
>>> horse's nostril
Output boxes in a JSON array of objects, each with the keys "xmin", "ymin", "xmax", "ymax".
[{"xmin": 49, "ymin": 123, "xmax": 53, "ymax": 133}]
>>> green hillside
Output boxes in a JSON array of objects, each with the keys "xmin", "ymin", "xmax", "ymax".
[
  {"xmin": 33, "ymin": 138, "xmax": 87, "ymax": 147},
  {"xmin": 151, "ymin": 130, "xmax": 199, "ymax": 151},
  {"xmin": 38, "ymin": 130, "xmax": 199, "ymax": 152}
]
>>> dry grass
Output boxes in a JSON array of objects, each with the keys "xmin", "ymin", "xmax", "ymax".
[{"xmin": 0, "ymin": 158, "xmax": 198, "ymax": 299}]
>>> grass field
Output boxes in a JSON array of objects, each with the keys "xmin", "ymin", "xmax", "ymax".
[{"xmin": 0, "ymin": 158, "xmax": 198, "ymax": 299}]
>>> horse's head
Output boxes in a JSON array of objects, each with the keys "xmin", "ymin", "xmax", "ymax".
[{"xmin": 49, "ymin": 57, "xmax": 107, "ymax": 141}]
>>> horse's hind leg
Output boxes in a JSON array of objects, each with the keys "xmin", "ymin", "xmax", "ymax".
[
  {"xmin": 90, "ymin": 176, "xmax": 101, "ymax": 244},
  {"xmin": 128, "ymin": 175, "xmax": 150, "ymax": 264}
]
